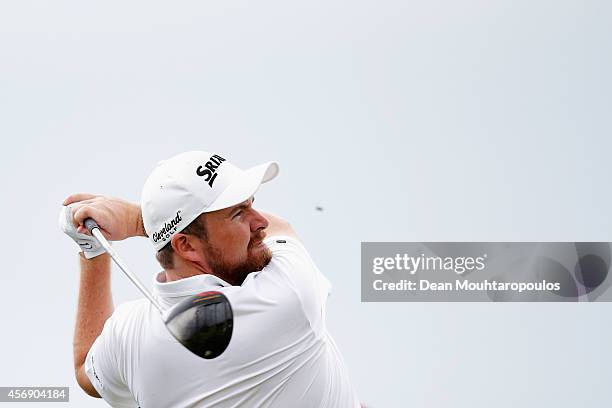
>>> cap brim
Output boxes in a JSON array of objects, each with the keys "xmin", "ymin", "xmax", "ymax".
[{"xmin": 204, "ymin": 162, "xmax": 279, "ymax": 213}]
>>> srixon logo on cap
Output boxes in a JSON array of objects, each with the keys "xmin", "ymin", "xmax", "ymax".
[{"xmin": 196, "ymin": 154, "xmax": 226, "ymax": 188}]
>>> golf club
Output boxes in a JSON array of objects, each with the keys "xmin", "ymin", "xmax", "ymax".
[{"xmin": 84, "ymin": 218, "xmax": 233, "ymax": 359}]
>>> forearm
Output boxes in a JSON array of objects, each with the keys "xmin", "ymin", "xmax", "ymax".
[
  {"xmin": 73, "ymin": 252, "xmax": 114, "ymax": 370},
  {"xmin": 260, "ymin": 211, "xmax": 298, "ymax": 239}
]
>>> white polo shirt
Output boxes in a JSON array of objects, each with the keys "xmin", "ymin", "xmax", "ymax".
[{"xmin": 85, "ymin": 236, "xmax": 360, "ymax": 408}]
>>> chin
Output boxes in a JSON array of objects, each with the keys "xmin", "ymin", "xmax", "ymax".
[{"xmin": 251, "ymin": 245, "xmax": 272, "ymax": 270}]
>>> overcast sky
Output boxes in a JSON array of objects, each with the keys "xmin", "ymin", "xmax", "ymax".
[{"xmin": 1, "ymin": 1, "xmax": 611, "ymax": 407}]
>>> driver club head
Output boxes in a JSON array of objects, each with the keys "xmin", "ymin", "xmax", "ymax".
[{"xmin": 163, "ymin": 291, "xmax": 233, "ymax": 359}]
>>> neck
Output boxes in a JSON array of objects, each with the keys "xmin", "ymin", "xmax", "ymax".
[{"xmin": 164, "ymin": 260, "xmax": 211, "ymax": 283}]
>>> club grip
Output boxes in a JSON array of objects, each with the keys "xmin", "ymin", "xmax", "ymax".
[{"xmin": 84, "ymin": 218, "xmax": 99, "ymax": 233}]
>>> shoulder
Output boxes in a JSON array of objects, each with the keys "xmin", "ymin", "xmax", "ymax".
[
  {"xmin": 264, "ymin": 235, "xmax": 310, "ymax": 259},
  {"xmin": 114, "ymin": 298, "xmax": 150, "ymax": 314},
  {"xmin": 111, "ymin": 298, "xmax": 150, "ymax": 320},
  {"xmin": 104, "ymin": 299, "xmax": 152, "ymax": 337},
  {"xmin": 262, "ymin": 235, "xmax": 331, "ymax": 292},
  {"xmin": 257, "ymin": 236, "xmax": 332, "ymax": 335}
]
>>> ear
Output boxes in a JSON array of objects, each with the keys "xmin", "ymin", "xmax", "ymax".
[{"xmin": 170, "ymin": 233, "xmax": 203, "ymax": 263}]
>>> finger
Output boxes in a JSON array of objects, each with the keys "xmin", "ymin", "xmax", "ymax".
[
  {"xmin": 100, "ymin": 229, "xmax": 111, "ymax": 240},
  {"xmin": 68, "ymin": 199, "xmax": 106, "ymax": 228},
  {"xmin": 68, "ymin": 198, "xmax": 100, "ymax": 209},
  {"xmin": 63, "ymin": 193, "xmax": 100, "ymax": 206},
  {"xmin": 79, "ymin": 225, "xmax": 111, "ymax": 240},
  {"xmin": 73, "ymin": 207, "xmax": 100, "ymax": 235}
]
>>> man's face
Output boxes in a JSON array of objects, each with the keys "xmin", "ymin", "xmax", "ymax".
[{"xmin": 200, "ymin": 197, "xmax": 272, "ymax": 285}]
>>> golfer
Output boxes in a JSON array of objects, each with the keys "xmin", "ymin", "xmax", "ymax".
[{"xmin": 60, "ymin": 151, "xmax": 362, "ymax": 407}]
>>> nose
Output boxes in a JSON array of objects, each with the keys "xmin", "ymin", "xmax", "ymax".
[{"xmin": 250, "ymin": 208, "xmax": 269, "ymax": 232}]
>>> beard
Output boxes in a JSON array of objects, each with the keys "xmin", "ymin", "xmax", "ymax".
[{"xmin": 203, "ymin": 233, "xmax": 272, "ymax": 286}]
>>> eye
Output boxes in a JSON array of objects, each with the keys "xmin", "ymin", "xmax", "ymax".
[{"xmin": 232, "ymin": 210, "xmax": 243, "ymax": 219}]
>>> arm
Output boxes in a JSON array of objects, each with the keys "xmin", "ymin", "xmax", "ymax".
[
  {"xmin": 260, "ymin": 211, "xmax": 299, "ymax": 240},
  {"xmin": 74, "ymin": 253, "xmax": 112, "ymax": 398},
  {"xmin": 62, "ymin": 193, "xmax": 145, "ymax": 397}
]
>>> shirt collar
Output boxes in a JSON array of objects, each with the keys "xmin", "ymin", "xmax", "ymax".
[{"xmin": 153, "ymin": 271, "xmax": 231, "ymax": 300}]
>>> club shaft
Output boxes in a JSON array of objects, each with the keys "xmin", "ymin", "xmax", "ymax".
[{"xmin": 90, "ymin": 228, "xmax": 165, "ymax": 314}]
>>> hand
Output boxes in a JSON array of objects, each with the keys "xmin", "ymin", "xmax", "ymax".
[
  {"xmin": 62, "ymin": 193, "xmax": 145, "ymax": 241},
  {"xmin": 59, "ymin": 205, "xmax": 107, "ymax": 259}
]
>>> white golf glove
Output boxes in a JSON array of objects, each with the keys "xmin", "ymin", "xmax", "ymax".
[{"xmin": 59, "ymin": 205, "xmax": 107, "ymax": 259}]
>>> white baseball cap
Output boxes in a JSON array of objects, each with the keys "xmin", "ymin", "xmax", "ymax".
[{"xmin": 141, "ymin": 151, "xmax": 279, "ymax": 250}]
